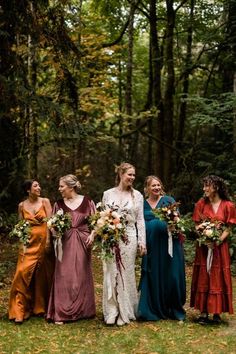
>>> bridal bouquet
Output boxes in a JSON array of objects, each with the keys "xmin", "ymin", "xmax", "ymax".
[
  {"xmin": 46, "ymin": 208, "xmax": 71, "ymax": 238},
  {"xmin": 88, "ymin": 202, "xmax": 129, "ymax": 274},
  {"xmin": 9, "ymin": 220, "xmax": 31, "ymax": 251}
]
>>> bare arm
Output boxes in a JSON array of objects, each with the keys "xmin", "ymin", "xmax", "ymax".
[
  {"xmin": 220, "ymin": 227, "xmax": 231, "ymax": 242},
  {"xmin": 43, "ymin": 198, "xmax": 52, "ymax": 218},
  {"xmin": 43, "ymin": 198, "xmax": 52, "ymax": 247},
  {"xmin": 18, "ymin": 202, "xmax": 23, "ymax": 220}
]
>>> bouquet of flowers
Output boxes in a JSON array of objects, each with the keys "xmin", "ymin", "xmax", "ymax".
[
  {"xmin": 9, "ymin": 219, "xmax": 31, "ymax": 252},
  {"xmin": 88, "ymin": 202, "xmax": 129, "ymax": 275},
  {"xmin": 46, "ymin": 208, "xmax": 71, "ymax": 261},
  {"xmin": 196, "ymin": 220, "xmax": 224, "ymax": 246},
  {"xmin": 153, "ymin": 201, "xmax": 191, "ymax": 257},
  {"xmin": 46, "ymin": 208, "xmax": 71, "ymax": 238},
  {"xmin": 153, "ymin": 202, "xmax": 186, "ymax": 237},
  {"xmin": 196, "ymin": 220, "xmax": 224, "ymax": 273}
]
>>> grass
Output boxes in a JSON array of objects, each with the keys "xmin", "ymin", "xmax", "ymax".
[{"xmin": 1, "ymin": 241, "xmax": 236, "ymax": 354}]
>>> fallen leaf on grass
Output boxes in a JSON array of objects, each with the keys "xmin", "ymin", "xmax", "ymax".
[{"xmin": 146, "ymin": 324, "xmax": 161, "ymax": 332}]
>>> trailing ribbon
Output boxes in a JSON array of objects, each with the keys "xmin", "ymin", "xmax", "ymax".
[
  {"xmin": 54, "ymin": 237, "xmax": 63, "ymax": 262},
  {"xmin": 167, "ymin": 228, "xmax": 173, "ymax": 257},
  {"xmin": 206, "ymin": 247, "xmax": 213, "ymax": 273},
  {"xmin": 103, "ymin": 261, "xmax": 113, "ymax": 300}
]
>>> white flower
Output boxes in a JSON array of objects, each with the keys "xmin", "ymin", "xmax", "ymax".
[
  {"xmin": 111, "ymin": 211, "xmax": 120, "ymax": 219},
  {"xmin": 97, "ymin": 218, "xmax": 106, "ymax": 227},
  {"xmin": 204, "ymin": 229, "xmax": 213, "ymax": 237},
  {"xmin": 108, "ymin": 224, "xmax": 116, "ymax": 230},
  {"xmin": 96, "ymin": 202, "xmax": 102, "ymax": 208},
  {"xmin": 57, "ymin": 208, "xmax": 64, "ymax": 216},
  {"xmin": 100, "ymin": 209, "xmax": 111, "ymax": 217}
]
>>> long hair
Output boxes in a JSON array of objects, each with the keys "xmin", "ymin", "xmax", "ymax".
[
  {"xmin": 203, "ymin": 175, "xmax": 230, "ymax": 201},
  {"xmin": 60, "ymin": 174, "xmax": 81, "ymax": 193},
  {"xmin": 115, "ymin": 162, "xmax": 135, "ymax": 186},
  {"xmin": 144, "ymin": 175, "xmax": 165, "ymax": 198}
]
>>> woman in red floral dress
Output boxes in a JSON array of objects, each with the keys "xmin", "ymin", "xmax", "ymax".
[{"xmin": 190, "ymin": 175, "xmax": 236, "ymax": 324}]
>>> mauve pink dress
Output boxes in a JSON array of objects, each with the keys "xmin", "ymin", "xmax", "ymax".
[{"xmin": 46, "ymin": 196, "xmax": 96, "ymax": 322}]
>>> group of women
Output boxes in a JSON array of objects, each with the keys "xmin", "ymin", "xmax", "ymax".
[{"xmin": 8, "ymin": 162, "xmax": 236, "ymax": 326}]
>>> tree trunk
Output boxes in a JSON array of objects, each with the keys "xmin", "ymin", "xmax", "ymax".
[
  {"xmin": 126, "ymin": 0, "xmax": 139, "ymax": 163},
  {"xmin": 149, "ymin": 0, "xmax": 164, "ymax": 179},
  {"xmin": 27, "ymin": 22, "xmax": 38, "ymax": 178},
  {"xmin": 163, "ymin": 0, "xmax": 175, "ymax": 184},
  {"xmin": 176, "ymin": 0, "xmax": 194, "ymax": 156}
]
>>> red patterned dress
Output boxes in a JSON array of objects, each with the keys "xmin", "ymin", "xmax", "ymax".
[{"xmin": 190, "ymin": 198, "xmax": 236, "ymax": 314}]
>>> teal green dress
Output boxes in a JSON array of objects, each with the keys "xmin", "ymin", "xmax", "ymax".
[{"xmin": 137, "ymin": 195, "xmax": 186, "ymax": 321}]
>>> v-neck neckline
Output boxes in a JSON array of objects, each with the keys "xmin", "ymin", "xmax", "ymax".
[
  {"xmin": 146, "ymin": 196, "xmax": 163, "ymax": 209},
  {"xmin": 64, "ymin": 196, "xmax": 85, "ymax": 211},
  {"xmin": 210, "ymin": 200, "xmax": 222, "ymax": 215},
  {"xmin": 23, "ymin": 204, "xmax": 43, "ymax": 216}
]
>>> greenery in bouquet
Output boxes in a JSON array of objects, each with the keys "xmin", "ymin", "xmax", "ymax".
[
  {"xmin": 88, "ymin": 202, "xmax": 129, "ymax": 274},
  {"xmin": 9, "ymin": 219, "xmax": 31, "ymax": 247},
  {"xmin": 46, "ymin": 208, "xmax": 72, "ymax": 238},
  {"xmin": 196, "ymin": 220, "xmax": 225, "ymax": 246},
  {"xmin": 153, "ymin": 202, "xmax": 192, "ymax": 239}
]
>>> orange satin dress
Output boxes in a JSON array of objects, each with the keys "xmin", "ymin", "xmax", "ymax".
[{"xmin": 9, "ymin": 205, "xmax": 53, "ymax": 321}]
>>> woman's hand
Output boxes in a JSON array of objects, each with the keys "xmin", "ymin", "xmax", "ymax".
[
  {"xmin": 50, "ymin": 227, "xmax": 58, "ymax": 239},
  {"xmin": 86, "ymin": 231, "xmax": 95, "ymax": 247},
  {"xmin": 206, "ymin": 241, "xmax": 214, "ymax": 249},
  {"xmin": 139, "ymin": 243, "xmax": 147, "ymax": 256},
  {"xmin": 45, "ymin": 237, "xmax": 51, "ymax": 253}
]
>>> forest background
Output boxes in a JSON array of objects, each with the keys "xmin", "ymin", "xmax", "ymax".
[
  {"xmin": 1, "ymin": 2, "xmax": 236, "ymax": 352},
  {"xmin": 0, "ymin": 0, "xmax": 236, "ymax": 220}
]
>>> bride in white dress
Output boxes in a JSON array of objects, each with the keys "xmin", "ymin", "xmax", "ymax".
[{"xmin": 102, "ymin": 162, "xmax": 146, "ymax": 326}]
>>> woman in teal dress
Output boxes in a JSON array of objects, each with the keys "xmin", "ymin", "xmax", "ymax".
[{"xmin": 137, "ymin": 176, "xmax": 186, "ymax": 321}]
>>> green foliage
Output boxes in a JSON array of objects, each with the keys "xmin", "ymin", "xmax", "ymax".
[
  {"xmin": 1, "ymin": 0, "xmax": 236, "ymax": 213},
  {"xmin": 0, "ymin": 213, "xmax": 18, "ymax": 236}
]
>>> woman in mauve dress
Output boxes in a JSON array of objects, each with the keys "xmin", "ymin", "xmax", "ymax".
[
  {"xmin": 46, "ymin": 174, "xmax": 96, "ymax": 324},
  {"xmin": 191, "ymin": 175, "xmax": 236, "ymax": 324},
  {"xmin": 9, "ymin": 179, "xmax": 53, "ymax": 324}
]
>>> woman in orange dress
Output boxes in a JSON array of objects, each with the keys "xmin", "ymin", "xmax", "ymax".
[
  {"xmin": 9, "ymin": 179, "xmax": 53, "ymax": 324},
  {"xmin": 190, "ymin": 175, "xmax": 236, "ymax": 324}
]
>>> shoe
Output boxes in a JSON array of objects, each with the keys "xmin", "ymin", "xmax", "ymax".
[
  {"xmin": 212, "ymin": 314, "xmax": 221, "ymax": 324},
  {"xmin": 105, "ymin": 316, "xmax": 116, "ymax": 325},
  {"xmin": 116, "ymin": 316, "xmax": 125, "ymax": 326},
  {"xmin": 55, "ymin": 321, "xmax": 64, "ymax": 325},
  {"xmin": 196, "ymin": 316, "xmax": 211, "ymax": 325}
]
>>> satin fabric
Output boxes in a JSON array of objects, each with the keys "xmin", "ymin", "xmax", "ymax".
[
  {"xmin": 46, "ymin": 197, "xmax": 96, "ymax": 322},
  {"xmin": 138, "ymin": 196, "xmax": 186, "ymax": 321},
  {"xmin": 9, "ymin": 205, "xmax": 53, "ymax": 321}
]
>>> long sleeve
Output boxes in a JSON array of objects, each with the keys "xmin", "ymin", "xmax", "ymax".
[{"xmin": 135, "ymin": 191, "xmax": 146, "ymax": 246}]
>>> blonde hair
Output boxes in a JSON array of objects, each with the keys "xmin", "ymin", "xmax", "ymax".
[
  {"xmin": 115, "ymin": 162, "xmax": 135, "ymax": 186},
  {"xmin": 60, "ymin": 174, "xmax": 81, "ymax": 193},
  {"xmin": 144, "ymin": 175, "xmax": 165, "ymax": 198}
]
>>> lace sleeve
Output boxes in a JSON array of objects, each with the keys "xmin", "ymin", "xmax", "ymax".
[
  {"xmin": 135, "ymin": 191, "xmax": 146, "ymax": 246},
  {"xmin": 102, "ymin": 190, "xmax": 109, "ymax": 206}
]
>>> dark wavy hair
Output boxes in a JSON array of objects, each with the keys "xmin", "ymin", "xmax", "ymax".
[
  {"xmin": 22, "ymin": 179, "xmax": 36, "ymax": 196},
  {"xmin": 203, "ymin": 175, "xmax": 230, "ymax": 201}
]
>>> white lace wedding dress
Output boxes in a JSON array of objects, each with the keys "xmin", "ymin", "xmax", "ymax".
[{"xmin": 102, "ymin": 187, "xmax": 146, "ymax": 325}]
